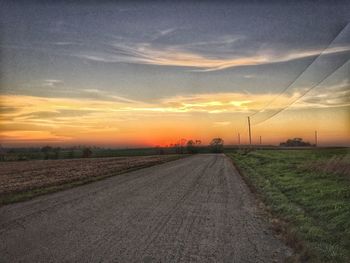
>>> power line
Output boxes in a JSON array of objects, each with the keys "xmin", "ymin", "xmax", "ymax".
[
  {"xmin": 252, "ymin": 59, "xmax": 349, "ymax": 125},
  {"xmin": 250, "ymin": 23, "xmax": 349, "ymax": 118}
]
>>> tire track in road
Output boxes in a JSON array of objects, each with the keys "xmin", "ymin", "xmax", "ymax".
[
  {"xmin": 89, "ymin": 156, "xmax": 210, "ymax": 261},
  {"xmin": 138, "ymin": 155, "xmax": 219, "ymax": 261}
]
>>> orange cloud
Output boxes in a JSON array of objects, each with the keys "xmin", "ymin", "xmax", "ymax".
[{"xmin": 0, "ymin": 91, "xmax": 349, "ymax": 146}]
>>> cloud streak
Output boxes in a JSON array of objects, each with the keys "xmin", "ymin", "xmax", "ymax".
[
  {"xmin": 42, "ymin": 79, "xmax": 64, "ymax": 87},
  {"xmin": 75, "ymin": 42, "xmax": 350, "ymax": 72},
  {"xmin": 301, "ymin": 80, "xmax": 350, "ymax": 108},
  {"xmin": 69, "ymin": 35, "xmax": 350, "ymax": 72},
  {"xmin": 1, "ymin": 86, "xmax": 348, "ymax": 145},
  {"xmin": 1, "ymin": 87, "xmax": 347, "ymax": 123},
  {"xmin": 3, "ymin": 26, "xmax": 348, "ymax": 72}
]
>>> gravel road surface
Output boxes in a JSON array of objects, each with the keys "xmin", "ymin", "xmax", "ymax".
[{"xmin": 0, "ymin": 154, "xmax": 291, "ymax": 262}]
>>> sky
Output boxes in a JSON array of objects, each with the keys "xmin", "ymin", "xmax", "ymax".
[{"xmin": 0, "ymin": 0, "xmax": 349, "ymax": 147}]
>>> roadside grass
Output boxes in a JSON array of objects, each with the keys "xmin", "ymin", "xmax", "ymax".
[
  {"xmin": 227, "ymin": 148, "xmax": 350, "ymax": 263},
  {"xmin": 0, "ymin": 155, "xmax": 185, "ymax": 206}
]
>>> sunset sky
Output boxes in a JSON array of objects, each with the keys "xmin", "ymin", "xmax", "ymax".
[{"xmin": 0, "ymin": 1, "xmax": 349, "ymax": 147}]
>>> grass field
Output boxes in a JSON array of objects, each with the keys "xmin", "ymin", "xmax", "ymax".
[
  {"xmin": 0, "ymin": 155, "xmax": 183, "ymax": 206},
  {"xmin": 227, "ymin": 148, "xmax": 350, "ymax": 262}
]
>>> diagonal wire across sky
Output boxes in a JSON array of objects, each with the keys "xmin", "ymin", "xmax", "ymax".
[{"xmin": 250, "ymin": 23, "xmax": 350, "ymax": 125}]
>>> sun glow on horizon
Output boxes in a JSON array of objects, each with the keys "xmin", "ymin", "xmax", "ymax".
[{"xmin": 1, "ymin": 91, "xmax": 349, "ymax": 147}]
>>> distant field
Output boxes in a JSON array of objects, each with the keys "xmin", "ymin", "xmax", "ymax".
[
  {"xmin": 0, "ymin": 155, "xmax": 182, "ymax": 205},
  {"xmin": 0, "ymin": 146, "xmax": 209, "ymax": 161},
  {"xmin": 227, "ymin": 148, "xmax": 350, "ymax": 262},
  {"xmin": 0, "ymin": 147, "xmax": 178, "ymax": 161}
]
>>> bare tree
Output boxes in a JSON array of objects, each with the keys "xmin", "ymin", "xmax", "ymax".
[
  {"xmin": 210, "ymin": 138, "xmax": 224, "ymax": 153},
  {"xmin": 187, "ymin": 139, "xmax": 201, "ymax": 154}
]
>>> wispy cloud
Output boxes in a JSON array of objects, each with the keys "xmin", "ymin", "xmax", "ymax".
[
  {"xmin": 2, "ymin": 87, "xmax": 347, "ymax": 125},
  {"xmin": 79, "ymin": 88, "xmax": 145, "ymax": 104},
  {"xmin": 53, "ymin": 41, "xmax": 78, "ymax": 46},
  {"xmin": 213, "ymin": 121, "xmax": 231, "ymax": 127},
  {"xmin": 159, "ymin": 28, "xmax": 177, "ymax": 36},
  {"xmin": 1, "ymin": 84, "xmax": 348, "ymax": 144},
  {"xmin": 0, "ymin": 131, "xmax": 71, "ymax": 143},
  {"xmin": 300, "ymin": 80, "xmax": 350, "ymax": 108},
  {"xmin": 42, "ymin": 79, "xmax": 64, "ymax": 87},
  {"xmin": 150, "ymin": 27, "xmax": 178, "ymax": 41},
  {"xmin": 75, "ymin": 42, "xmax": 350, "ymax": 72},
  {"xmin": 3, "ymin": 27, "xmax": 348, "ymax": 72}
]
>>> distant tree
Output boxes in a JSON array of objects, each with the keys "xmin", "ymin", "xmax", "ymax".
[
  {"xmin": 280, "ymin": 138, "xmax": 311, "ymax": 147},
  {"xmin": 186, "ymin": 140, "xmax": 196, "ymax": 154},
  {"xmin": 53, "ymin": 147, "xmax": 61, "ymax": 159},
  {"xmin": 210, "ymin": 138, "xmax": 224, "ymax": 153},
  {"xmin": 82, "ymin": 147, "xmax": 92, "ymax": 158},
  {"xmin": 186, "ymin": 139, "xmax": 201, "ymax": 154},
  {"xmin": 41, "ymin": 145, "xmax": 52, "ymax": 159}
]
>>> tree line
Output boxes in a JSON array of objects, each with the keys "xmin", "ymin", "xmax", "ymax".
[{"xmin": 0, "ymin": 138, "xmax": 225, "ymax": 161}]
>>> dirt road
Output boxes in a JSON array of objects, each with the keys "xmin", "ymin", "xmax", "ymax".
[{"xmin": 0, "ymin": 154, "xmax": 291, "ymax": 262}]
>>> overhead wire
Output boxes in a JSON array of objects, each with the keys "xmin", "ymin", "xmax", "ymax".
[
  {"xmin": 249, "ymin": 23, "xmax": 349, "ymax": 118},
  {"xmin": 252, "ymin": 59, "xmax": 349, "ymax": 125}
]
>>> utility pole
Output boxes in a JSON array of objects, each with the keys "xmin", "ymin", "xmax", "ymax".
[
  {"xmin": 248, "ymin": 117, "xmax": 252, "ymax": 145},
  {"xmin": 259, "ymin": 135, "xmax": 262, "ymax": 145},
  {"xmin": 238, "ymin": 132, "xmax": 240, "ymax": 145},
  {"xmin": 315, "ymin": 131, "xmax": 318, "ymax": 147}
]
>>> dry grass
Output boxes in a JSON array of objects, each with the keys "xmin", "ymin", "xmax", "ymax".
[
  {"xmin": 300, "ymin": 155, "xmax": 350, "ymax": 179},
  {"xmin": 0, "ymin": 155, "xmax": 181, "ymax": 205}
]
